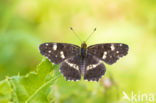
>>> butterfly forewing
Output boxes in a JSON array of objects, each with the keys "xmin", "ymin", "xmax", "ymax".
[
  {"xmin": 88, "ymin": 43, "xmax": 129, "ymax": 65},
  {"xmin": 39, "ymin": 43, "xmax": 80, "ymax": 64}
]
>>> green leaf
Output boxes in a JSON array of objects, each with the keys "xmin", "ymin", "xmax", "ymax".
[
  {"xmin": 0, "ymin": 59, "xmax": 60, "ymax": 103},
  {"xmin": 0, "ymin": 80, "xmax": 12, "ymax": 103}
]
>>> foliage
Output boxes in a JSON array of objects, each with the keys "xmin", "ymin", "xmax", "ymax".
[{"xmin": 0, "ymin": 59, "xmax": 60, "ymax": 103}]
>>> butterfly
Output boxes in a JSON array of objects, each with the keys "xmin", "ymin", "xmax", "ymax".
[{"xmin": 39, "ymin": 42, "xmax": 129, "ymax": 81}]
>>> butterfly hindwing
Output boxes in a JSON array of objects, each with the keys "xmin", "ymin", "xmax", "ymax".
[
  {"xmin": 60, "ymin": 53, "xmax": 106, "ymax": 81},
  {"xmin": 84, "ymin": 53, "xmax": 106, "ymax": 81},
  {"xmin": 60, "ymin": 55, "xmax": 81, "ymax": 81},
  {"xmin": 88, "ymin": 43, "xmax": 129, "ymax": 65},
  {"xmin": 39, "ymin": 43, "xmax": 80, "ymax": 64}
]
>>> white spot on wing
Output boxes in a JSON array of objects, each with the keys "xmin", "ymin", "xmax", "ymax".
[
  {"xmin": 86, "ymin": 61, "xmax": 102, "ymax": 70},
  {"xmin": 120, "ymin": 44, "xmax": 122, "ymax": 46},
  {"xmin": 45, "ymin": 43, "xmax": 48, "ymax": 46},
  {"xmin": 116, "ymin": 51, "xmax": 119, "ymax": 53},
  {"xmin": 53, "ymin": 44, "xmax": 57, "ymax": 51},
  {"xmin": 65, "ymin": 60, "xmax": 79, "ymax": 70},
  {"xmin": 111, "ymin": 44, "xmax": 115, "ymax": 51},
  {"xmin": 102, "ymin": 51, "xmax": 107, "ymax": 59},
  {"xmin": 60, "ymin": 51, "xmax": 65, "ymax": 59},
  {"xmin": 48, "ymin": 50, "xmax": 51, "ymax": 53}
]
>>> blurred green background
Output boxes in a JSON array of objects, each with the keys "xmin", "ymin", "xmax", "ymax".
[{"xmin": 0, "ymin": 0, "xmax": 156, "ymax": 102}]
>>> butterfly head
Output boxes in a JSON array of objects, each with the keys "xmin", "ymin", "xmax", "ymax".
[{"xmin": 81, "ymin": 42, "xmax": 87, "ymax": 49}]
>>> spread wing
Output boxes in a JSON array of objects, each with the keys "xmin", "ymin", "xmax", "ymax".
[
  {"xmin": 60, "ymin": 55, "xmax": 82, "ymax": 81},
  {"xmin": 39, "ymin": 43, "xmax": 80, "ymax": 64},
  {"xmin": 60, "ymin": 53, "xmax": 106, "ymax": 81},
  {"xmin": 88, "ymin": 43, "xmax": 129, "ymax": 65},
  {"xmin": 84, "ymin": 53, "xmax": 106, "ymax": 81}
]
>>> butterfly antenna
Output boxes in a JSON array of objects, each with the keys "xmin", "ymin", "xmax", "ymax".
[
  {"xmin": 85, "ymin": 28, "xmax": 96, "ymax": 43},
  {"xmin": 70, "ymin": 27, "xmax": 82, "ymax": 43}
]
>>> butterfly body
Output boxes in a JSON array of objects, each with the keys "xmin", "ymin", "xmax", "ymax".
[
  {"xmin": 39, "ymin": 42, "xmax": 129, "ymax": 81},
  {"xmin": 80, "ymin": 42, "xmax": 87, "ymax": 57}
]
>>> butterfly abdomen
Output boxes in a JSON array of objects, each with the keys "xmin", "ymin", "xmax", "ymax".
[{"xmin": 80, "ymin": 58, "xmax": 86, "ymax": 75}]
